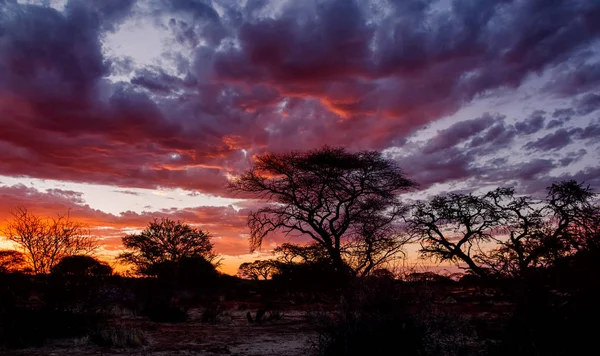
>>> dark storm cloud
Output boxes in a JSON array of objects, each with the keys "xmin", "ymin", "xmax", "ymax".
[
  {"xmin": 559, "ymin": 149, "xmax": 587, "ymax": 167},
  {"xmin": 547, "ymin": 62, "xmax": 600, "ymax": 96},
  {"xmin": 515, "ymin": 111, "xmax": 546, "ymax": 135},
  {"xmin": 423, "ymin": 115, "xmax": 496, "ymax": 154},
  {"xmin": 575, "ymin": 93, "xmax": 600, "ymax": 115},
  {"xmin": 523, "ymin": 129, "xmax": 575, "ymax": 151},
  {"xmin": 546, "ymin": 120, "xmax": 565, "ymax": 130},
  {"xmin": 576, "ymin": 123, "xmax": 600, "ymax": 141},
  {"xmin": 518, "ymin": 165, "xmax": 600, "ymax": 195},
  {"xmin": 209, "ymin": 0, "xmax": 600, "ymax": 149},
  {"xmin": 514, "ymin": 159, "xmax": 556, "ymax": 181},
  {"xmin": 0, "ymin": 0, "xmax": 600, "ymax": 196},
  {"xmin": 397, "ymin": 110, "xmax": 600, "ymax": 190}
]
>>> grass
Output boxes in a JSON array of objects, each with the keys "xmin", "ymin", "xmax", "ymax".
[{"xmin": 90, "ymin": 325, "xmax": 148, "ymax": 348}]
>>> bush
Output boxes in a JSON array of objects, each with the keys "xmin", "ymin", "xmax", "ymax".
[
  {"xmin": 51, "ymin": 255, "xmax": 112, "ymax": 277},
  {"xmin": 266, "ymin": 308, "xmax": 284, "ymax": 321},
  {"xmin": 310, "ymin": 279, "xmax": 475, "ymax": 356},
  {"xmin": 200, "ymin": 303, "xmax": 227, "ymax": 323},
  {"xmin": 0, "ymin": 273, "xmax": 105, "ymax": 349},
  {"xmin": 144, "ymin": 302, "xmax": 188, "ymax": 323},
  {"xmin": 90, "ymin": 325, "xmax": 147, "ymax": 347},
  {"xmin": 0, "ymin": 308, "xmax": 104, "ymax": 349}
]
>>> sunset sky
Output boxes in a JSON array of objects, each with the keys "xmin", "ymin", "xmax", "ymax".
[{"xmin": 1, "ymin": 0, "xmax": 599, "ymax": 274}]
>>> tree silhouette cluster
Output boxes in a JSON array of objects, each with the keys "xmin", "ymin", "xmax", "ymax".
[
  {"xmin": 2, "ymin": 207, "xmax": 97, "ymax": 274},
  {"xmin": 230, "ymin": 146, "xmax": 415, "ymax": 276},
  {"xmin": 406, "ymin": 181, "xmax": 599, "ymax": 278}
]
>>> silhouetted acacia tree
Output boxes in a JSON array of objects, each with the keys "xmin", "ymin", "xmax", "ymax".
[
  {"xmin": 407, "ymin": 180, "xmax": 599, "ymax": 278},
  {"xmin": 2, "ymin": 207, "xmax": 97, "ymax": 274},
  {"xmin": 51, "ymin": 255, "xmax": 112, "ymax": 277},
  {"xmin": 237, "ymin": 259, "xmax": 279, "ymax": 280},
  {"xmin": 229, "ymin": 146, "xmax": 415, "ymax": 276},
  {"xmin": 118, "ymin": 218, "xmax": 218, "ymax": 276},
  {"xmin": 0, "ymin": 249, "xmax": 26, "ymax": 273},
  {"xmin": 273, "ymin": 242, "xmax": 330, "ymax": 265}
]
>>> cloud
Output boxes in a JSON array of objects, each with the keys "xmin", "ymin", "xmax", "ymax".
[
  {"xmin": 523, "ymin": 129, "xmax": 575, "ymax": 151},
  {"xmin": 0, "ymin": 0, "xmax": 599, "ymax": 198},
  {"xmin": 0, "ymin": 183, "xmax": 257, "ymax": 271},
  {"xmin": 515, "ymin": 111, "xmax": 546, "ymax": 135},
  {"xmin": 423, "ymin": 114, "xmax": 496, "ymax": 154},
  {"xmin": 575, "ymin": 93, "xmax": 600, "ymax": 115}
]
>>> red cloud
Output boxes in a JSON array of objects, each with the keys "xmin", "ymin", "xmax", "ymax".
[{"xmin": 0, "ymin": 0, "xmax": 599, "ymax": 199}]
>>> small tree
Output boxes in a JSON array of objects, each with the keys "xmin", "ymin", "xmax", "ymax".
[
  {"xmin": 51, "ymin": 255, "xmax": 112, "ymax": 277},
  {"xmin": 2, "ymin": 207, "xmax": 97, "ymax": 274},
  {"xmin": 229, "ymin": 146, "xmax": 415, "ymax": 276},
  {"xmin": 237, "ymin": 259, "xmax": 279, "ymax": 280},
  {"xmin": 148, "ymin": 256, "xmax": 219, "ymax": 288},
  {"xmin": 0, "ymin": 250, "xmax": 26, "ymax": 273},
  {"xmin": 118, "ymin": 218, "xmax": 218, "ymax": 276}
]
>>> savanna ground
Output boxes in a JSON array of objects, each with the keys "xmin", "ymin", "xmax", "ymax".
[
  {"xmin": 1, "ymin": 280, "xmax": 516, "ymax": 356},
  {"xmin": 6, "ymin": 308, "xmax": 313, "ymax": 356}
]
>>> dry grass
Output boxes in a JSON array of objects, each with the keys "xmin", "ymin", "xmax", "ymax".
[{"xmin": 91, "ymin": 325, "xmax": 148, "ymax": 348}]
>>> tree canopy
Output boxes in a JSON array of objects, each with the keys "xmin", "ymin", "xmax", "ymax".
[
  {"xmin": 0, "ymin": 250, "xmax": 26, "ymax": 273},
  {"xmin": 407, "ymin": 180, "xmax": 599, "ymax": 278},
  {"xmin": 237, "ymin": 259, "xmax": 279, "ymax": 280},
  {"xmin": 51, "ymin": 255, "xmax": 112, "ymax": 277},
  {"xmin": 118, "ymin": 218, "xmax": 218, "ymax": 276},
  {"xmin": 229, "ymin": 146, "xmax": 415, "ymax": 275}
]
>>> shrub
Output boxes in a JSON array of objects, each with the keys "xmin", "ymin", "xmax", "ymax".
[
  {"xmin": 200, "ymin": 303, "xmax": 227, "ymax": 323},
  {"xmin": 310, "ymin": 279, "xmax": 475, "ymax": 356},
  {"xmin": 51, "ymin": 255, "xmax": 112, "ymax": 277},
  {"xmin": 266, "ymin": 308, "xmax": 284, "ymax": 321},
  {"xmin": 90, "ymin": 325, "xmax": 147, "ymax": 347},
  {"xmin": 0, "ymin": 308, "xmax": 104, "ymax": 349},
  {"xmin": 144, "ymin": 302, "xmax": 188, "ymax": 323},
  {"xmin": 0, "ymin": 273, "xmax": 105, "ymax": 349}
]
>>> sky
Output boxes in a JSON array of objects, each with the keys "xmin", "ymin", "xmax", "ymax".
[{"xmin": 0, "ymin": 0, "xmax": 599, "ymax": 274}]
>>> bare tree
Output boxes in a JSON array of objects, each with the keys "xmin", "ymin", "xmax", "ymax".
[
  {"xmin": 2, "ymin": 207, "xmax": 97, "ymax": 274},
  {"xmin": 237, "ymin": 259, "xmax": 279, "ymax": 280},
  {"xmin": 407, "ymin": 181, "xmax": 599, "ymax": 278},
  {"xmin": 118, "ymin": 218, "xmax": 218, "ymax": 276},
  {"xmin": 229, "ymin": 146, "xmax": 415, "ymax": 276}
]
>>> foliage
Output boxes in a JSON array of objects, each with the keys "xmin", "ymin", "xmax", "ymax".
[
  {"xmin": 51, "ymin": 255, "xmax": 112, "ymax": 277},
  {"xmin": 200, "ymin": 302, "xmax": 228, "ymax": 323},
  {"xmin": 2, "ymin": 207, "xmax": 97, "ymax": 274},
  {"xmin": 310, "ymin": 278, "xmax": 474, "ymax": 356},
  {"xmin": 148, "ymin": 255, "xmax": 219, "ymax": 288},
  {"xmin": 274, "ymin": 242, "xmax": 330, "ymax": 264},
  {"xmin": 0, "ymin": 249, "xmax": 26, "ymax": 273},
  {"xmin": 118, "ymin": 218, "xmax": 218, "ymax": 276},
  {"xmin": 237, "ymin": 259, "xmax": 279, "ymax": 280},
  {"xmin": 229, "ymin": 146, "xmax": 415, "ymax": 276},
  {"xmin": 0, "ymin": 272, "xmax": 106, "ymax": 349},
  {"xmin": 407, "ymin": 180, "xmax": 599, "ymax": 278}
]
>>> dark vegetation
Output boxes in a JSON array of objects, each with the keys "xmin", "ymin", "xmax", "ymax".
[{"xmin": 1, "ymin": 147, "xmax": 598, "ymax": 355}]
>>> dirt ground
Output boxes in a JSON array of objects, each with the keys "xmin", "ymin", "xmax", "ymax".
[{"xmin": 3, "ymin": 310, "xmax": 317, "ymax": 356}]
